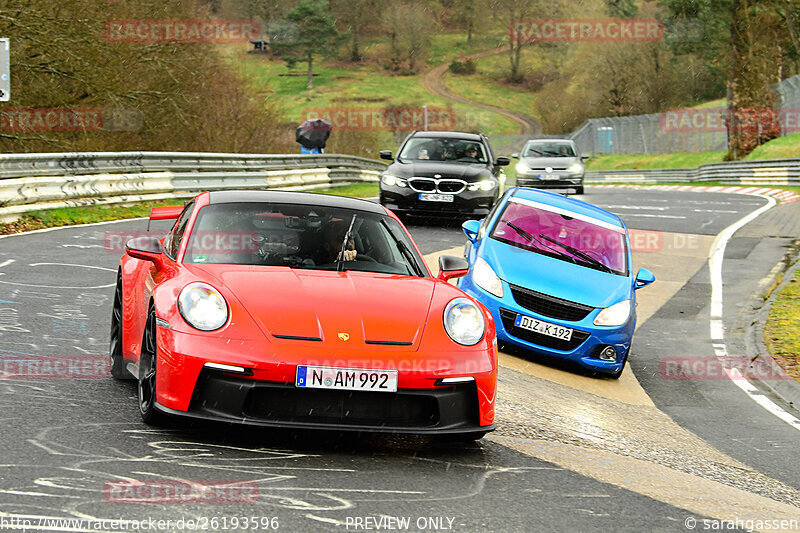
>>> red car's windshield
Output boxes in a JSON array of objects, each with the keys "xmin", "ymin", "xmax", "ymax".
[
  {"xmin": 490, "ymin": 197, "xmax": 627, "ymax": 275},
  {"xmin": 182, "ymin": 202, "xmax": 425, "ymax": 277}
]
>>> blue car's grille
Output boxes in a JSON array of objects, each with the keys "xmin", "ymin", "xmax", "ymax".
[
  {"xmin": 508, "ymin": 284, "xmax": 594, "ymax": 322},
  {"xmin": 499, "ymin": 308, "xmax": 590, "ymax": 351}
]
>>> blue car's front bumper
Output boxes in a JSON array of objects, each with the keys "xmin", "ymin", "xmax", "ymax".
[{"xmin": 459, "ymin": 274, "xmax": 634, "ymax": 375}]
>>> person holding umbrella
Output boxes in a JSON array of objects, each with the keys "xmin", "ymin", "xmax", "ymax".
[{"xmin": 296, "ymin": 118, "xmax": 332, "ymax": 154}]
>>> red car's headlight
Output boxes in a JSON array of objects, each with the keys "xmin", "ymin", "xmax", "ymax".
[
  {"xmin": 178, "ymin": 282, "xmax": 228, "ymax": 331},
  {"xmin": 443, "ymin": 298, "xmax": 485, "ymax": 346}
]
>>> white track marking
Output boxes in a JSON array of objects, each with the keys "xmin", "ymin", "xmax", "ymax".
[{"xmin": 708, "ymin": 194, "xmax": 800, "ymax": 431}]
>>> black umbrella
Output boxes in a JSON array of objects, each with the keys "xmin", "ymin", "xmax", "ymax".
[{"xmin": 296, "ymin": 118, "xmax": 332, "ymax": 150}]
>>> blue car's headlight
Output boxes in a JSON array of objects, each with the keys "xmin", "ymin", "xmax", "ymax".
[
  {"xmin": 472, "ymin": 257, "xmax": 503, "ymax": 298},
  {"xmin": 593, "ymin": 300, "xmax": 631, "ymax": 327},
  {"xmin": 443, "ymin": 298, "xmax": 485, "ymax": 346}
]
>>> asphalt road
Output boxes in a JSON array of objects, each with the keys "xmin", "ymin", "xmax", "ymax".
[{"xmin": 0, "ymin": 188, "xmax": 796, "ymax": 532}]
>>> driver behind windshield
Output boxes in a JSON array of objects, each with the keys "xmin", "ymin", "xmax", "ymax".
[{"xmin": 316, "ymin": 220, "xmax": 357, "ymax": 264}]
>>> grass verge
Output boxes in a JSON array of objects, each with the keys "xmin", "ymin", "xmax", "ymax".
[
  {"xmin": 764, "ymin": 266, "xmax": 800, "ymax": 382},
  {"xmin": 0, "ymin": 185, "xmax": 378, "ymax": 236}
]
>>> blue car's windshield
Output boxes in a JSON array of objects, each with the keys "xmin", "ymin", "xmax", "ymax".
[{"xmin": 490, "ymin": 198, "xmax": 628, "ymax": 276}]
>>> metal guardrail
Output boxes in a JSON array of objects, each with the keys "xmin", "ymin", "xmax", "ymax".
[
  {"xmin": 0, "ymin": 151, "xmax": 388, "ymax": 179},
  {"xmin": 0, "ymin": 151, "xmax": 388, "ymax": 222},
  {"xmin": 585, "ymin": 158, "xmax": 800, "ymax": 184}
]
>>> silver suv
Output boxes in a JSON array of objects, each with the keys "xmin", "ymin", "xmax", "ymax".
[{"xmin": 512, "ymin": 139, "xmax": 588, "ymax": 195}]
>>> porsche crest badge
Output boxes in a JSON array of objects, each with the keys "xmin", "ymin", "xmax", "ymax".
[{"xmin": 338, "ymin": 332, "xmax": 350, "ymax": 341}]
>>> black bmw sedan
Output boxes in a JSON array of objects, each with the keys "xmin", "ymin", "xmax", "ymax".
[{"xmin": 378, "ymin": 131, "xmax": 509, "ymax": 219}]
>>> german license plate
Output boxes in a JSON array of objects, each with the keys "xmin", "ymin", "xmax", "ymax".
[
  {"xmin": 514, "ymin": 314, "xmax": 573, "ymax": 341},
  {"xmin": 295, "ymin": 365, "xmax": 398, "ymax": 392},
  {"xmin": 419, "ymin": 193, "xmax": 454, "ymax": 202},
  {"xmin": 539, "ymin": 173, "xmax": 559, "ymax": 180}
]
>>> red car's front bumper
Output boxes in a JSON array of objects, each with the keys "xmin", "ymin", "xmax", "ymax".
[{"xmin": 153, "ymin": 328, "xmax": 497, "ymax": 434}]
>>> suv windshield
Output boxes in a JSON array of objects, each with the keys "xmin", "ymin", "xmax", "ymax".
[
  {"xmin": 490, "ymin": 197, "xmax": 627, "ymax": 275},
  {"xmin": 523, "ymin": 142, "xmax": 576, "ymax": 158},
  {"xmin": 400, "ymin": 137, "xmax": 487, "ymax": 163},
  {"xmin": 183, "ymin": 202, "xmax": 425, "ymax": 277}
]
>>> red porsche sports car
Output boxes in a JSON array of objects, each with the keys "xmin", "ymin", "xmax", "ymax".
[{"xmin": 110, "ymin": 190, "xmax": 497, "ymax": 439}]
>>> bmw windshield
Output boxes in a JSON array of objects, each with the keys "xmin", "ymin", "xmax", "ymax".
[{"xmin": 490, "ymin": 197, "xmax": 628, "ymax": 276}]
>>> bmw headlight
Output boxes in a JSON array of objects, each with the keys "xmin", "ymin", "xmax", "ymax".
[
  {"xmin": 467, "ymin": 180, "xmax": 497, "ymax": 192},
  {"xmin": 382, "ymin": 174, "xmax": 407, "ymax": 187},
  {"xmin": 178, "ymin": 282, "xmax": 228, "ymax": 331},
  {"xmin": 443, "ymin": 298, "xmax": 485, "ymax": 346},
  {"xmin": 472, "ymin": 257, "xmax": 503, "ymax": 298},
  {"xmin": 593, "ymin": 300, "xmax": 631, "ymax": 327},
  {"xmin": 515, "ymin": 160, "xmax": 530, "ymax": 174},
  {"xmin": 567, "ymin": 162, "xmax": 584, "ymax": 175}
]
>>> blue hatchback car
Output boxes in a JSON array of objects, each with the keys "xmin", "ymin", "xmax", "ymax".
[{"xmin": 459, "ymin": 187, "xmax": 654, "ymax": 378}]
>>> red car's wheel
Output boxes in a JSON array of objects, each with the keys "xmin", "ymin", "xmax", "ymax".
[
  {"xmin": 138, "ymin": 306, "xmax": 166, "ymax": 425},
  {"xmin": 109, "ymin": 275, "xmax": 132, "ymax": 380}
]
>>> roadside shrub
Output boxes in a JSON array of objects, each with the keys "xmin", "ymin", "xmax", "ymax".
[{"xmin": 448, "ymin": 60, "xmax": 476, "ymax": 75}]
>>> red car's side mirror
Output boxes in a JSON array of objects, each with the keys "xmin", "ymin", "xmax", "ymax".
[
  {"xmin": 437, "ymin": 255, "xmax": 469, "ymax": 282},
  {"xmin": 126, "ymin": 236, "xmax": 164, "ymax": 269}
]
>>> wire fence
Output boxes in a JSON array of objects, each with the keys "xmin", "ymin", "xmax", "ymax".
[{"xmin": 488, "ymin": 75, "xmax": 800, "ymax": 156}]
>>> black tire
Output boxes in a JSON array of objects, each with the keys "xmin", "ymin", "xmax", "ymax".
[
  {"xmin": 138, "ymin": 305, "xmax": 167, "ymax": 425},
  {"xmin": 109, "ymin": 275, "xmax": 132, "ymax": 379},
  {"xmin": 575, "ymin": 186, "xmax": 585, "ymax": 195}
]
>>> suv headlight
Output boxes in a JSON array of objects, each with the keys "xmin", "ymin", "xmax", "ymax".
[
  {"xmin": 178, "ymin": 282, "xmax": 228, "ymax": 331},
  {"xmin": 472, "ymin": 257, "xmax": 503, "ymax": 298},
  {"xmin": 567, "ymin": 162, "xmax": 584, "ymax": 175},
  {"xmin": 593, "ymin": 300, "xmax": 631, "ymax": 327},
  {"xmin": 382, "ymin": 174, "xmax": 407, "ymax": 187},
  {"xmin": 467, "ymin": 180, "xmax": 496, "ymax": 192},
  {"xmin": 443, "ymin": 298, "xmax": 485, "ymax": 346}
]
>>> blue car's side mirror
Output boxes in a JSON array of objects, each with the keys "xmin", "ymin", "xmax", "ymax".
[
  {"xmin": 634, "ymin": 268, "xmax": 655, "ymax": 290},
  {"xmin": 462, "ymin": 220, "xmax": 480, "ymax": 243}
]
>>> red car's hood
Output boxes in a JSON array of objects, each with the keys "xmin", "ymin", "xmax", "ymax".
[{"xmin": 191, "ymin": 266, "xmax": 435, "ymax": 347}]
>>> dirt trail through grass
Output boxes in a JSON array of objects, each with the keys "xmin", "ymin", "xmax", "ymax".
[{"xmin": 420, "ymin": 47, "xmax": 542, "ymax": 135}]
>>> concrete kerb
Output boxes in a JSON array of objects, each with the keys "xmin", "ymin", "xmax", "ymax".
[{"xmin": 748, "ymin": 239, "xmax": 800, "ymax": 410}]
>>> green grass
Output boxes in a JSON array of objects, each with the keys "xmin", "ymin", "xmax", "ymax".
[
  {"xmin": 229, "ymin": 43, "xmax": 518, "ymax": 135},
  {"xmin": 764, "ymin": 268, "xmax": 800, "ymax": 382},
  {"xmin": 427, "ymin": 33, "xmax": 507, "ymax": 66},
  {"xmin": 440, "ymin": 47, "xmax": 542, "ymax": 123},
  {"xmin": 311, "ymin": 183, "xmax": 378, "ymax": 197},
  {"xmin": 744, "ymin": 132, "xmax": 800, "ymax": 160},
  {"xmin": 585, "ymin": 152, "xmax": 727, "ymax": 170}
]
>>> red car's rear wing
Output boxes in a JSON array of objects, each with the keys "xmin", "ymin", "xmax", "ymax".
[
  {"xmin": 147, "ymin": 205, "xmax": 184, "ymax": 232},
  {"xmin": 149, "ymin": 206, "xmax": 184, "ymax": 220}
]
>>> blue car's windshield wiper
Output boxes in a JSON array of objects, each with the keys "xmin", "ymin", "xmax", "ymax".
[
  {"xmin": 502, "ymin": 221, "xmax": 577, "ymax": 264},
  {"xmin": 537, "ymin": 233, "xmax": 613, "ymax": 273}
]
